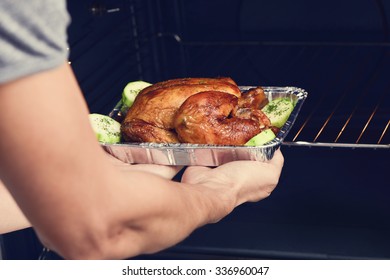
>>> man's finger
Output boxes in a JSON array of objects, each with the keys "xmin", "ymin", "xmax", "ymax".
[
  {"xmin": 128, "ymin": 164, "xmax": 183, "ymax": 180},
  {"xmin": 268, "ymin": 148, "xmax": 284, "ymax": 169},
  {"xmin": 106, "ymin": 154, "xmax": 182, "ymax": 179}
]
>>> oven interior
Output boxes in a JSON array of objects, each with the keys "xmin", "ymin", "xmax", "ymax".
[{"xmin": 1, "ymin": 0, "xmax": 389, "ymax": 260}]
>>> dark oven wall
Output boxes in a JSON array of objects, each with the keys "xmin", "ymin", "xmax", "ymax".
[
  {"xmin": 2, "ymin": 0, "xmax": 389, "ymax": 260},
  {"xmin": 65, "ymin": 0, "xmax": 161, "ymax": 115}
]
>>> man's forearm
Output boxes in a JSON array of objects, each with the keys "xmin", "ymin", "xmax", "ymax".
[
  {"xmin": 87, "ymin": 170, "xmax": 234, "ymax": 260},
  {"xmin": 34, "ymin": 166, "xmax": 234, "ymax": 260}
]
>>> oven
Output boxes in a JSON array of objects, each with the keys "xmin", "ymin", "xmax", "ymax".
[{"xmin": 1, "ymin": 0, "xmax": 389, "ymax": 260}]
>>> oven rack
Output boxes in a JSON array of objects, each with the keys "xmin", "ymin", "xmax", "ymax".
[{"xmin": 154, "ymin": 33, "xmax": 390, "ymax": 149}]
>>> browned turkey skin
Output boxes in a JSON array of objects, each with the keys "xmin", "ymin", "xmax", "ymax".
[
  {"xmin": 140, "ymin": 77, "xmax": 239, "ymax": 95},
  {"xmin": 121, "ymin": 77, "xmax": 271, "ymax": 145},
  {"xmin": 175, "ymin": 90, "xmax": 270, "ymax": 145}
]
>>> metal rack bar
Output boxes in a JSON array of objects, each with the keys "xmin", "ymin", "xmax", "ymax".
[
  {"xmin": 283, "ymin": 141, "xmax": 390, "ymax": 149},
  {"xmin": 154, "ymin": 32, "xmax": 390, "ymax": 47},
  {"xmin": 356, "ymin": 104, "xmax": 380, "ymax": 143},
  {"xmin": 293, "ymin": 47, "xmax": 361, "ymax": 142},
  {"xmin": 313, "ymin": 49, "xmax": 375, "ymax": 142},
  {"xmin": 378, "ymin": 120, "xmax": 390, "ymax": 144},
  {"xmin": 355, "ymin": 86, "xmax": 389, "ymax": 143},
  {"xmin": 129, "ymin": 1, "xmax": 144, "ymax": 79},
  {"xmin": 333, "ymin": 54, "xmax": 389, "ymax": 143}
]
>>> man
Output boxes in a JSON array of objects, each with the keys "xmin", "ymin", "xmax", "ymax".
[{"xmin": 0, "ymin": 1, "xmax": 284, "ymax": 259}]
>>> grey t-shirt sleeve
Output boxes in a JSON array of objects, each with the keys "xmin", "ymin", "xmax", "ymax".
[{"xmin": 0, "ymin": 0, "xmax": 71, "ymax": 84}]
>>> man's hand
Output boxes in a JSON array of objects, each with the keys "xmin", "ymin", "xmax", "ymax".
[
  {"xmin": 106, "ymin": 154, "xmax": 182, "ymax": 180},
  {"xmin": 181, "ymin": 149, "xmax": 284, "ymax": 221}
]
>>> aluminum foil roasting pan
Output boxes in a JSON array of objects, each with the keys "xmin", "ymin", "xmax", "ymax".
[{"xmin": 103, "ymin": 86, "xmax": 308, "ymax": 166}]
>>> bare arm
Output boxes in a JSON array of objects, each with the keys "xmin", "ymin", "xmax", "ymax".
[
  {"xmin": 0, "ymin": 179, "xmax": 30, "ymax": 234},
  {"xmin": 0, "ymin": 63, "xmax": 283, "ymax": 259},
  {"xmin": 0, "ymin": 155, "xmax": 181, "ymax": 235}
]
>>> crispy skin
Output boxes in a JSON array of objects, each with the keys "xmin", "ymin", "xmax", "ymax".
[
  {"xmin": 140, "ymin": 77, "xmax": 238, "ymax": 95},
  {"xmin": 236, "ymin": 87, "xmax": 269, "ymax": 111},
  {"xmin": 174, "ymin": 91, "xmax": 270, "ymax": 145},
  {"xmin": 233, "ymin": 87, "xmax": 271, "ymax": 130},
  {"xmin": 121, "ymin": 78, "xmax": 241, "ymax": 143},
  {"xmin": 121, "ymin": 119, "xmax": 179, "ymax": 143}
]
